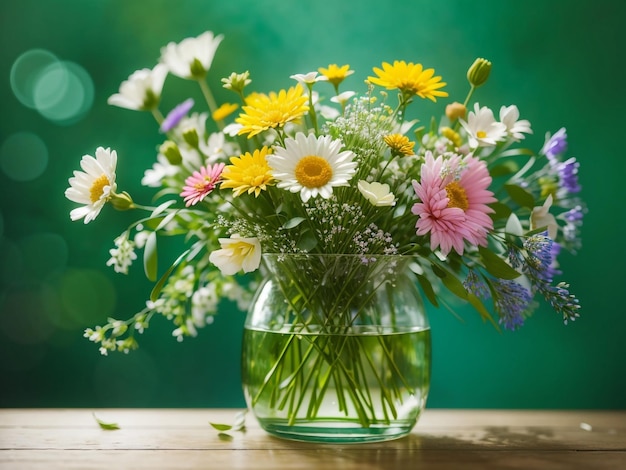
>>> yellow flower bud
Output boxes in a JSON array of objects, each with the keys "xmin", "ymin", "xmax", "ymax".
[
  {"xmin": 445, "ymin": 102, "xmax": 467, "ymax": 121},
  {"xmin": 467, "ymin": 58, "xmax": 492, "ymax": 88},
  {"xmin": 160, "ymin": 140, "xmax": 182, "ymax": 165}
]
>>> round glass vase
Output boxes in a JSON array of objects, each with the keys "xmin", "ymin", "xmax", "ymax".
[{"xmin": 241, "ymin": 254, "xmax": 431, "ymax": 443}]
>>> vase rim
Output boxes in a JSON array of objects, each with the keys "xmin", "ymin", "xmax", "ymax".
[{"xmin": 261, "ymin": 253, "xmax": 417, "ymax": 259}]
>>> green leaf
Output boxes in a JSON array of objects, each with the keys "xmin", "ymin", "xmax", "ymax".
[
  {"xmin": 504, "ymin": 184, "xmax": 535, "ymax": 209},
  {"xmin": 467, "ymin": 293, "xmax": 498, "ymax": 329},
  {"xmin": 478, "ymin": 246, "xmax": 521, "ymax": 280},
  {"xmin": 143, "ymin": 231, "xmax": 158, "ymax": 282},
  {"xmin": 209, "ymin": 422, "xmax": 233, "ymax": 432},
  {"xmin": 430, "ymin": 263, "xmax": 468, "ymax": 299},
  {"xmin": 296, "ymin": 232, "xmax": 318, "ymax": 251},
  {"xmin": 154, "ymin": 209, "xmax": 179, "ymax": 232},
  {"xmin": 93, "ymin": 413, "xmax": 120, "ymax": 430},
  {"xmin": 150, "ymin": 199, "xmax": 177, "ymax": 218},
  {"xmin": 440, "ymin": 269, "xmax": 468, "ymax": 300},
  {"xmin": 431, "ymin": 263, "xmax": 446, "ymax": 279},
  {"xmin": 416, "ymin": 274, "xmax": 439, "ymax": 307},
  {"xmin": 150, "ymin": 248, "xmax": 191, "ymax": 302},
  {"xmin": 282, "ymin": 217, "xmax": 305, "ymax": 230},
  {"xmin": 490, "ymin": 202, "xmax": 512, "ymax": 221},
  {"xmin": 489, "ymin": 161, "xmax": 519, "ymax": 178}
]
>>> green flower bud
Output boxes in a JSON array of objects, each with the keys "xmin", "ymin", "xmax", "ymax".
[
  {"xmin": 467, "ymin": 58, "xmax": 492, "ymax": 88},
  {"xmin": 221, "ymin": 71, "xmax": 252, "ymax": 94},
  {"xmin": 190, "ymin": 58, "xmax": 207, "ymax": 80},
  {"xmin": 182, "ymin": 128, "xmax": 199, "ymax": 148},
  {"xmin": 110, "ymin": 191, "xmax": 134, "ymax": 211},
  {"xmin": 160, "ymin": 140, "xmax": 183, "ymax": 165}
]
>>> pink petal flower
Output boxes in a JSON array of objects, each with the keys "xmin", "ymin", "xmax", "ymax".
[
  {"xmin": 411, "ymin": 151, "xmax": 496, "ymax": 256},
  {"xmin": 180, "ymin": 163, "xmax": 225, "ymax": 206}
]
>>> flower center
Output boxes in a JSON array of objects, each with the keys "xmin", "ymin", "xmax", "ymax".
[
  {"xmin": 195, "ymin": 178, "xmax": 215, "ymax": 192},
  {"xmin": 265, "ymin": 109, "xmax": 285, "ymax": 126},
  {"xmin": 90, "ymin": 174, "xmax": 110, "ymax": 203},
  {"xmin": 445, "ymin": 181, "xmax": 469, "ymax": 211},
  {"xmin": 294, "ymin": 155, "xmax": 333, "ymax": 188},
  {"xmin": 477, "ymin": 130, "xmax": 487, "ymax": 139}
]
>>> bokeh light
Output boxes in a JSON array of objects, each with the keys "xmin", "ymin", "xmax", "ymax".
[
  {"xmin": 10, "ymin": 49, "xmax": 94, "ymax": 125},
  {"xmin": 33, "ymin": 61, "xmax": 94, "ymax": 125},
  {"xmin": 0, "ymin": 132, "xmax": 48, "ymax": 182},
  {"xmin": 9, "ymin": 49, "xmax": 59, "ymax": 109}
]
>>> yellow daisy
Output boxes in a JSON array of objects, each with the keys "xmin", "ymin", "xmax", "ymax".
[
  {"xmin": 212, "ymin": 102, "xmax": 239, "ymax": 122},
  {"xmin": 220, "ymin": 146, "xmax": 274, "ymax": 197},
  {"xmin": 243, "ymin": 91, "xmax": 267, "ymax": 105},
  {"xmin": 368, "ymin": 61, "xmax": 448, "ymax": 102},
  {"xmin": 383, "ymin": 133, "xmax": 415, "ymax": 156},
  {"xmin": 318, "ymin": 64, "xmax": 354, "ymax": 88},
  {"xmin": 236, "ymin": 85, "xmax": 309, "ymax": 138}
]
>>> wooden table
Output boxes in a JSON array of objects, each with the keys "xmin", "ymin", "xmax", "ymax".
[{"xmin": 1, "ymin": 409, "xmax": 624, "ymax": 469}]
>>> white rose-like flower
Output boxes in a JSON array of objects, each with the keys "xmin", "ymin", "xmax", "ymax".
[
  {"xmin": 209, "ymin": 234, "xmax": 262, "ymax": 275},
  {"xmin": 107, "ymin": 64, "xmax": 168, "ymax": 111},
  {"xmin": 530, "ymin": 194, "xmax": 558, "ymax": 239},
  {"xmin": 358, "ymin": 180, "xmax": 396, "ymax": 206},
  {"xmin": 160, "ymin": 31, "xmax": 224, "ymax": 80}
]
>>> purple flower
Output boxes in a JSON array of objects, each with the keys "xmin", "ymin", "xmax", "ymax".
[
  {"xmin": 541, "ymin": 127, "xmax": 567, "ymax": 161},
  {"xmin": 557, "ymin": 157, "xmax": 581, "ymax": 194},
  {"xmin": 492, "ymin": 279, "xmax": 532, "ymax": 330},
  {"xmin": 564, "ymin": 205, "xmax": 584, "ymax": 223},
  {"xmin": 160, "ymin": 98, "xmax": 194, "ymax": 133},
  {"xmin": 523, "ymin": 232, "xmax": 561, "ymax": 282},
  {"xmin": 463, "ymin": 270, "xmax": 490, "ymax": 299}
]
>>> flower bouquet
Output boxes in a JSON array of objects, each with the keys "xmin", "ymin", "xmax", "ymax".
[{"xmin": 66, "ymin": 31, "xmax": 584, "ymax": 442}]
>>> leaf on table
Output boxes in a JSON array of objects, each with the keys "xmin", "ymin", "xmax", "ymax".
[
  {"xmin": 209, "ymin": 410, "xmax": 247, "ymax": 437},
  {"xmin": 209, "ymin": 422, "xmax": 233, "ymax": 432},
  {"xmin": 92, "ymin": 413, "xmax": 120, "ymax": 430}
]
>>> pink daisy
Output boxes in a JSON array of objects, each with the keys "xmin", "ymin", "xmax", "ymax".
[
  {"xmin": 411, "ymin": 151, "xmax": 496, "ymax": 256},
  {"xmin": 180, "ymin": 163, "xmax": 225, "ymax": 206}
]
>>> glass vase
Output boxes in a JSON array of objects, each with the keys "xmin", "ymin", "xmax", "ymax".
[{"xmin": 241, "ymin": 254, "xmax": 431, "ymax": 443}]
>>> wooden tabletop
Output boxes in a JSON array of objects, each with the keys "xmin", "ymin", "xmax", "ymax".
[{"xmin": 1, "ymin": 408, "xmax": 624, "ymax": 469}]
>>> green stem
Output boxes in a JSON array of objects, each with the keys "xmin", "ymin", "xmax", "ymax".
[
  {"xmin": 198, "ymin": 79, "xmax": 224, "ymax": 130},
  {"xmin": 151, "ymin": 108, "xmax": 164, "ymax": 125}
]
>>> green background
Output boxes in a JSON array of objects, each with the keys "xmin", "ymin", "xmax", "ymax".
[{"xmin": 1, "ymin": 0, "xmax": 624, "ymax": 409}]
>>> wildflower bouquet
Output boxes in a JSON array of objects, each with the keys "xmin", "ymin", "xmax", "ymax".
[{"xmin": 66, "ymin": 31, "xmax": 584, "ymax": 435}]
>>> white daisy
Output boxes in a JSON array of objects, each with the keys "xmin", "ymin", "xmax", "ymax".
[
  {"xmin": 268, "ymin": 132, "xmax": 357, "ymax": 203},
  {"xmin": 107, "ymin": 64, "xmax": 168, "ymax": 111},
  {"xmin": 65, "ymin": 147, "xmax": 118, "ymax": 223},
  {"xmin": 330, "ymin": 90, "xmax": 356, "ymax": 106},
  {"xmin": 160, "ymin": 31, "xmax": 223, "ymax": 80},
  {"xmin": 142, "ymin": 153, "xmax": 180, "ymax": 187},
  {"xmin": 460, "ymin": 103, "xmax": 507, "ymax": 149},
  {"xmin": 290, "ymin": 72, "xmax": 328, "ymax": 94},
  {"xmin": 499, "ymin": 105, "xmax": 532, "ymax": 141}
]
